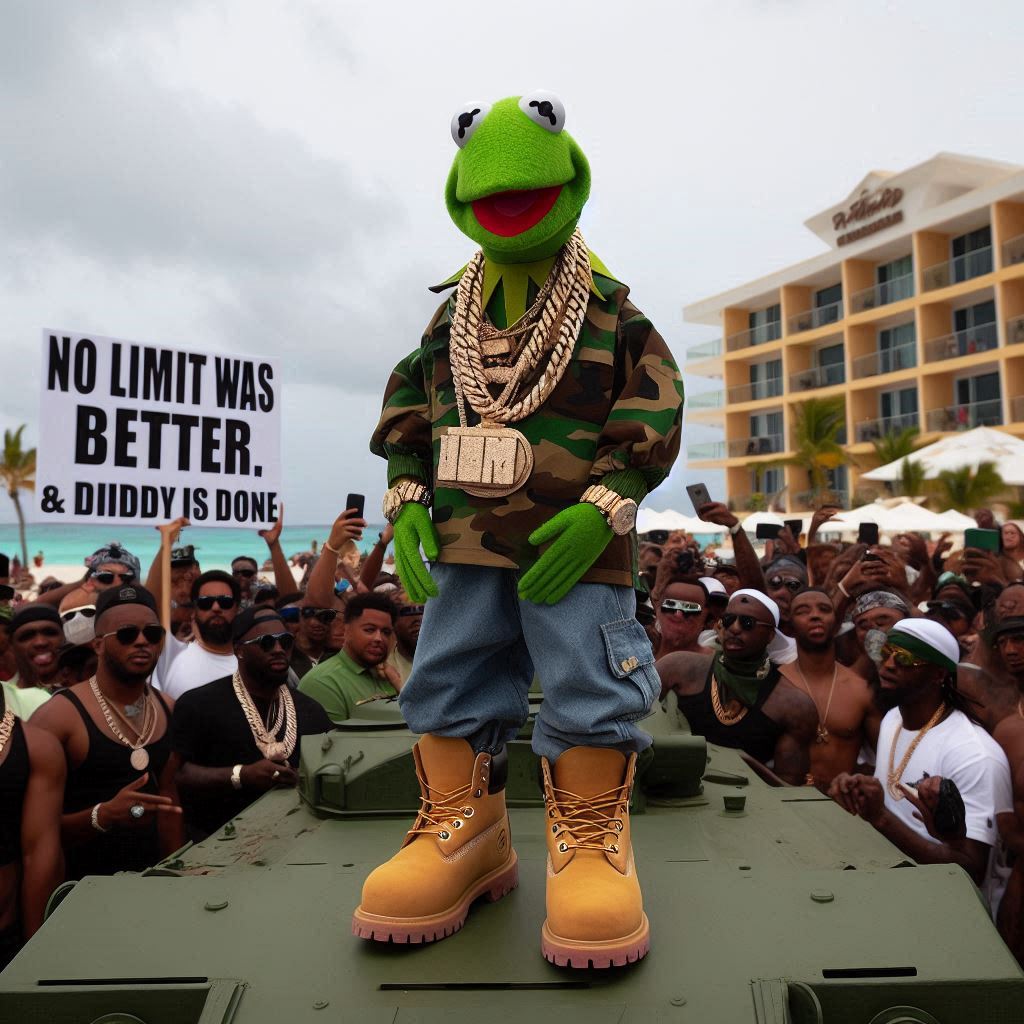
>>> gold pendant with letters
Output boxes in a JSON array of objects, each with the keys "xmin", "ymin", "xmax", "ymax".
[{"xmin": 436, "ymin": 425, "xmax": 533, "ymax": 498}]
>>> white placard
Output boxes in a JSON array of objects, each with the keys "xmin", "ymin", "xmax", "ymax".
[{"xmin": 37, "ymin": 329, "xmax": 281, "ymax": 528}]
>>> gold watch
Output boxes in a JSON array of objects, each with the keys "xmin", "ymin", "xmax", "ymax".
[
  {"xmin": 580, "ymin": 484, "xmax": 638, "ymax": 536},
  {"xmin": 382, "ymin": 480, "xmax": 431, "ymax": 524}
]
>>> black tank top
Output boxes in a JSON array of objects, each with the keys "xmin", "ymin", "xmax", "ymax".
[
  {"xmin": 0, "ymin": 717, "xmax": 29, "ymax": 866},
  {"xmin": 676, "ymin": 660, "xmax": 784, "ymax": 766},
  {"xmin": 57, "ymin": 688, "xmax": 172, "ymax": 880}
]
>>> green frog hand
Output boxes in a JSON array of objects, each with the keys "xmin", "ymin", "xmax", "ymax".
[
  {"xmin": 393, "ymin": 502, "xmax": 441, "ymax": 603},
  {"xmin": 518, "ymin": 502, "xmax": 613, "ymax": 605}
]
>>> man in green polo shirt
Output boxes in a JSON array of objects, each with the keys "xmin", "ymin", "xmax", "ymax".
[{"xmin": 298, "ymin": 594, "xmax": 398, "ymax": 722}]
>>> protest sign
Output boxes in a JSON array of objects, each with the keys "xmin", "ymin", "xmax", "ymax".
[{"xmin": 37, "ymin": 330, "xmax": 282, "ymax": 527}]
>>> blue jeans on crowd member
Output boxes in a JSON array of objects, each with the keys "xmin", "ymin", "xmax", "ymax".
[{"xmin": 398, "ymin": 562, "xmax": 660, "ymax": 762}]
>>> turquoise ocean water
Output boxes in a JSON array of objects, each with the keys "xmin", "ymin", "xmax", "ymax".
[{"xmin": 0, "ymin": 522, "xmax": 387, "ymax": 572}]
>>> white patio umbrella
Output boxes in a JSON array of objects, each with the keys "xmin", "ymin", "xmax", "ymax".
[
  {"xmin": 816, "ymin": 502, "xmax": 889, "ymax": 533},
  {"xmin": 881, "ymin": 502, "xmax": 956, "ymax": 534},
  {"xmin": 636, "ymin": 508, "xmax": 727, "ymax": 535},
  {"xmin": 861, "ymin": 426, "xmax": 1024, "ymax": 485},
  {"xmin": 936, "ymin": 509, "xmax": 978, "ymax": 531}
]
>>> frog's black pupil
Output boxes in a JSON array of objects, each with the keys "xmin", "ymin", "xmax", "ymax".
[
  {"xmin": 529, "ymin": 99, "xmax": 557, "ymax": 126},
  {"xmin": 457, "ymin": 108, "xmax": 481, "ymax": 139}
]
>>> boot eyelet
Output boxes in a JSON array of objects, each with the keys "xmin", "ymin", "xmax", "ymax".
[
  {"xmin": 452, "ymin": 819, "xmax": 463, "ymax": 830},
  {"xmin": 548, "ymin": 807, "xmax": 556, "ymax": 818},
  {"xmin": 557, "ymin": 842, "xmax": 569, "ymax": 853},
  {"xmin": 609, "ymin": 844, "xmax": 619, "ymax": 854},
  {"xmin": 462, "ymin": 807, "xmax": 474, "ymax": 817},
  {"xmin": 615, "ymin": 820, "xmax": 623, "ymax": 832},
  {"xmin": 474, "ymin": 789, "xmax": 483, "ymax": 798},
  {"xmin": 439, "ymin": 830, "xmax": 451, "ymax": 841},
  {"xmin": 551, "ymin": 824, "xmax": 559, "ymax": 834}
]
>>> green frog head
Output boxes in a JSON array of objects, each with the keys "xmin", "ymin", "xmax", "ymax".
[{"xmin": 445, "ymin": 92, "xmax": 591, "ymax": 264}]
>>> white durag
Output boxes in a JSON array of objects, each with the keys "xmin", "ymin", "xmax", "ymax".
[{"xmin": 698, "ymin": 587, "xmax": 798, "ymax": 665}]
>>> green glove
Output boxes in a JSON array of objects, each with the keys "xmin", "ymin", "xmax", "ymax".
[
  {"xmin": 393, "ymin": 502, "xmax": 441, "ymax": 603},
  {"xmin": 518, "ymin": 502, "xmax": 613, "ymax": 606}
]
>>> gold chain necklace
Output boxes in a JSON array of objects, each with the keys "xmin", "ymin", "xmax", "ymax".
[
  {"xmin": 887, "ymin": 702, "xmax": 947, "ymax": 800},
  {"xmin": 795, "ymin": 661, "xmax": 838, "ymax": 744},
  {"xmin": 711, "ymin": 675, "xmax": 748, "ymax": 726},
  {"xmin": 89, "ymin": 677, "xmax": 157, "ymax": 771},
  {"xmin": 0, "ymin": 707, "xmax": 15, "ymax": 759},
  {"xmin": 232, "ymin": 671, "xmax": 296, "ymax": 761}
]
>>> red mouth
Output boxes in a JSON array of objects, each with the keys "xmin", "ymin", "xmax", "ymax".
[{"xmin": 471, "ymin": 186, "xmax": 563, "ymax": 237}]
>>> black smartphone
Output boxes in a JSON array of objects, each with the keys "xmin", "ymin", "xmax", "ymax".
[
  {"xmin": 756, "ymin": 523, "xmax": 782, "ymax": 540},
  {"xmin": 965, "ymin": 527, "xmax": 1001, "ymax": 553},
  {"xmin": 345, "ymin": 493, "xmax": 366, "ymax": 519},
  {"xmin": 858, "ymin": 522, "xmax": 880, "ymax": 546},
  {"xmin": 862, "ymin": 551, "xmax": 882, "ymax": 563},
  {"xmin": 784, "ymin": 519, "xmax": 803, "ymax": 538},
  {"xmin": 686, "ymin": 482, "xmax": 712, "ymax": 513}
]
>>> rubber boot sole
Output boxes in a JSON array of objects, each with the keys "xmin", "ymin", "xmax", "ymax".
[
  {"xmin": 351, "ymin": 852, "xmax": 519, "ymax": 944},
  {"xmin": 541, "ymin": 913, "xmax": 650, "ymax": 969}
]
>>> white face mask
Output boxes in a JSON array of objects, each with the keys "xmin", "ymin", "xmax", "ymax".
[{"xmin": 61, "ymin": 605, "xmax": 97, "ymax": 646}]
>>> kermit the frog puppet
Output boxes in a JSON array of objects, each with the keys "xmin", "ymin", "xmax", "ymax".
[{"xmin": 355, "ymin": 92, "xmax": 683, "ymax": 969}]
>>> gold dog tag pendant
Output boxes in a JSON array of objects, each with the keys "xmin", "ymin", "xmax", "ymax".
[{"xmin": 437, "ymin": 425, "xmax": 534, "ymax": 498}]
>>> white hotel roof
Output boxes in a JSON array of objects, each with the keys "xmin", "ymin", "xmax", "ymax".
[{"xmin": 684, "ymin": 153, "xmax": 1024, "ymax": 327}]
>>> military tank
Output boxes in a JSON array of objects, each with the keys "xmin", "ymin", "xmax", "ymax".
[{"xmin": 3, "ymin": 695, "xmax": 1022, "ymax": 1023}]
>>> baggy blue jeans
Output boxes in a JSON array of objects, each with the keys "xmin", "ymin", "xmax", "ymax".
[{"xmin": 398, "ymin": 563, "xmax": 660, "ymax": 761}]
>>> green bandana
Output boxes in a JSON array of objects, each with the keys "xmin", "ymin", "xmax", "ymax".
[
  {"xmin": 886, "ymin": 629, "xmax": 959, "ymax": 673},
  {"xmin": 713, "ymin": 651, "xmax": 776, "ymax": 708}
]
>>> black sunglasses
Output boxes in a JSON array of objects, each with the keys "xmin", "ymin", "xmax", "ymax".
[
  {"xmin": 93, "ymin": 571, "xmax": 135, "ymax": 585},
  {"xmin": 195, "ymin": 594, "xmax": 236, "ymax": 611},
  {"xmin": 60, "ymin": 607, "xmax": 96, "ymax": 622},
  {"xmin": 768, "ymin": 576, "xmax": 804, "ymax": 593},
  {"xmin": 926, "ymin": 601, "xmax": 967, "ymax": 622},
  {"xmin": 240, "ymin": 631, "xmax": 295, "ymax": 653},
  {"xmin": 398, "ymin": 604, "xmax": 425, "ymax": 617},
  {"xmin": 232, "ymin": 568, "xmax": 257, "ymax": 578},
  {"xmin": 100, "ymin": 624, "xmax": 166, "ymax": 646},
  {"xmin": 301, "ymin": 607, "xmax": 337, "ymax": 623},
  {"xmin": 720, "ymin": 612, "xmax": 773, "ymax": 632}
]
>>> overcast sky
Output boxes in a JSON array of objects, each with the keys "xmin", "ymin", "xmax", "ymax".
[{"xmin": 2, "ymin": 0, "xmax": 1023, "ymax": 525}]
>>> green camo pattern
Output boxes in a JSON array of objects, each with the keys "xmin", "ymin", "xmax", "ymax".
[{"xmin": 370, "ymin": 268, "xmax": 684, "ymax": 587}]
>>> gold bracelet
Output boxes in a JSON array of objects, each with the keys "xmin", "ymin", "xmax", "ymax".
[{"xmin": 324, "ymin": 540, "xmax": 343, "ymax": 557}]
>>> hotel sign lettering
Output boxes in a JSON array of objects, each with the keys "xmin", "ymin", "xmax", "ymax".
[{"xmin": 833, "ymin": 187, "xmax": 904, "ymax": 247}]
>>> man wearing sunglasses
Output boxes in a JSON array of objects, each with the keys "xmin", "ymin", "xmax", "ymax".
[
  {"xmin": 154, "ymin": 571, "xmax": 240, "ymax": 701},
  {"xmin": 33, "ymin": 543, "xmax": 143, "ymax": 612},
  {"xmin": 287, "ymin": 605, "xmax": 338, "ymax": 681},
  {"xmin": 31, "ymin": 585, "xmax": 184, "ymax": 879},
  {"xmin": 4, "ymin": 605, "xmax": 65, "ymax": 719},
  {"xmin": 388, "ymin": 593, "xmax": 423, "ymax": 685},
  {"xmin": 658, "ymin": 590, "xmax": 817, "ymax": 786},
  {"xmin": 654, "ymin": 580, "xmax": 713, "ymax": 658},
  {"xmin": 763, "ymin": 556, "xmax": 808, "ymax": 638},
  {"xmin": 170, "ymin": 608, "xmax": 332, "ymax": 840}
]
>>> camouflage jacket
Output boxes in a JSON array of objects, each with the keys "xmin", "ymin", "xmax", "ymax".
[{"xmin": 370, "ymin": 269, "xmax": 684, "ymax": 587}]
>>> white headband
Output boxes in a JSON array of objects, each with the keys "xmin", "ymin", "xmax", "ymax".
[{"xmin": 732, "ymin": 588, "xmax": 781, "ymax": 627}]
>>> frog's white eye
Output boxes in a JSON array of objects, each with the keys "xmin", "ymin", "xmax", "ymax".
[
  {"xmin": 518, "ymin": 91, "xmax": 565, "ymax": 134},
  {"xmin": 450, "ymin": 102, "xmax": 491, "ymax": 148}
]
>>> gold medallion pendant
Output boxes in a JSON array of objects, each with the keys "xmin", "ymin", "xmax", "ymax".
[
  {"xmin": 436, "ymin": 424, "xmax": 534, "ymax": 498},
  {"xmin": 130, "ymin": 748, "xmax": 150, "ymax": 771}
]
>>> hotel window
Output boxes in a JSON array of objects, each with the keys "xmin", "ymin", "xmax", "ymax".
[
  {"xmin": 951, "ymin": 226, "xmax": 993, "ymax": 283},
  {"xmin": 953, "ymin": 299, "xmax": 997, "ymax": 356},
  {"xmin": 825, "ymin": 465, "xmax": 848, "ymax": 499},
  {"xmin": 816, "ymin": 343, "xmax": 845, "ymax": 386},
  {"xmin": 751, "ymin": 467, "xmax": 783, "ymax": 495},
  {"xmin": 876, "ymin": 255, "xmax": 914, "ymax": 304},
  {"xmin": 749, "ymin": 358, "xmax": 783, "ymax": 399},
  {"xmin": 747, "ymin": 410, "xmax": 783, "ymax": 455},
  {"xmin": 955, "ymin": 372, "xmax": 1001, "ymax": 426},
  {"xmin": 878, "ymin": 321, "xmax": 916, "ymax": 373},
  {"xmin": 813, "ymin": 283, "xmax": 843, "ymax": 326},
  {"xmin": 880, "ymin": 387, "xmax": 918, "ymax": 429},
  {"xmin": 749, "ymin": 304, "xmax": 781, "ymax": 345}
]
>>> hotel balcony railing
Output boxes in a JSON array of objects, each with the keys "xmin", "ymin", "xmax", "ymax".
[
  {"xmin": 1003, "ymin": 233, "xmax": 1024, "ymax": 268},
  {"xmin": 1007, "ymin": 314, "xmax": 1024, "ymax": 347},
  {"xmin": 727, "ymin": 379, "xmax": 783, "ymax": 403},
  {"xmin": 923, "ymin": 321, "xmax": 998, "ymax": 363},
  {"xmin": 851, "ymin": 346, "xmax": 916, "ymax": 379},
  {"xmin": 685, "ymin": 338, "xmax": 722, "ymax": 363},
  {"xmin": 688, "ymin": 390, "xmax": 724, "ymax": 410},
  {"xmin": 688, "ymin": 441, "xmax": 725, "ymax": 461},
  {"xmin": 787, "ymin": 300, "xmax": 844, "ymax": 333},
  {"xmin": 855, "ymin": 413, "xmax": 919, "ymax": 443},
  {"xmin": 789, "ymin": 364, "xmax": 846, "ymax": 392},
  {"xmin": 922, "ymin": 246, "xmax": 994, "ymax": 291},
  {"xmin": 794, "ymin": 488, "xmax": 849, "ymax": 510},
  {"xmin": 1013, "ymin": 396, "xmax": 1024, "ymax": 423},
  {"xmin": 848, "ymin": 272, "xmax": 914, "ymax": 314},
  {"xmin": 926, "ymin": 399, "xmax": 1003, "ymax": 433},
  {"xmin": 727, "ymin": 434, "xmax": 785, "ymax": 458},
  {"xmin": 725, "ymin": 322, "xmax": 782, "ymax": 352}
]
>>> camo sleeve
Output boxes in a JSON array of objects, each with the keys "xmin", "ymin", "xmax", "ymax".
[
  {"xmin": 589, "ymin": 302, "xmax": 684, "ymax": 503},
  {"xmin": 370, "ymin": 346, "xmax": 433, "ymax": 487}
]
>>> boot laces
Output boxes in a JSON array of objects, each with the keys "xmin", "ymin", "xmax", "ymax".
[
  {"xmin": 407, "ymin": 775, "xmax": 475, "ymax": 841},
  {"xmin": 550, "ymin": 781, "xmax": 626, "ymax": 852}
]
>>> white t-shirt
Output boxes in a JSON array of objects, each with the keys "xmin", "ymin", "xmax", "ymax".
[
  {"xmin": 153, "ymin": 633, "xmax": 237, "ymax": 700},
  {"xmin": 975, "ymin": 726, "xmax": 1014, "ymax": 919}
]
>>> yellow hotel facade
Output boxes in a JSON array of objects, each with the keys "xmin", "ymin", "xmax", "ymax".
[{"xmin": 683, "ymin": 153, "xmax": 1024, "ymax": 512}]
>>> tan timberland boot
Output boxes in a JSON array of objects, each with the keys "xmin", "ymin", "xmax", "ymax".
[
  {"xmin": 540, "ymin": 747, "xmax": 649, "ymax": 968},
  {"xmin": 352, "ymin": 735, "xmax": 517, "ymax": 943}
]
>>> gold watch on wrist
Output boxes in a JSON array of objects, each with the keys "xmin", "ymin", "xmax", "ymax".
[
  {"xmin": 382, "ymin": 480, "xmax": 431, "ymax": 524},
  {"xmin": 580, "ymin": 484, "xmax": 638, "ymax": 536}
]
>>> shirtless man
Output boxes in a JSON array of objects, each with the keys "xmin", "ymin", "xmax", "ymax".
[
  {"xmin": 654, "ymin": 579, "xmax": 714, "ymax": 657},
  {"xmin": 657, "ymin": 589, "xmax": 818, "ymax": 785},
  {"xmin": 781, "ymin": 589, "xmax": 881, "ymax": 788}
]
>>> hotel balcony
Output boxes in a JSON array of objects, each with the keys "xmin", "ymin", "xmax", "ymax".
[
  {"xmin": 688, "ymin": 389, "xmax": 724, "ymax": 411},
  {"xmin": 925, "ymin": 399, "xmax": 1002, "ymax": 432},
  {"xmin": 794, "ymin": 488, "xmax": 849, "ymax": 510},
  {"xmin": 852, "ymin": 347, "xmax": 916, "ymax": 380},
  {"xmin": 727, "ymin": 434, "xmax": 785, "ymax": 458},
  {"xmin": 727, "ymin": 379, "xmax": 783, "ymax": 403},
  {"xmin": 849, "ymin": 273, "xmax": 914, "ymax": 314},
  {"xmin": 685, "ymin": 337, "xmax": 722, "ymax": 364},
  {"xmin": 688, "ymin": 441, "xmax": 725, "ymax": 461},
  {"xmin": 726, "ymin": 323, "xmax": 781, "ymax": 353},
  {"xmin": 1003, "ymin": 233, "xmax": 1024, "ymax": 268},
  {"xmin": 1007, "ymin": 314, "xmax": 1024, "ymax": 346},
  {"xmin": 854, "ymin": 412, "xmax": 920, "ymax": 443},
  {"xmin": 789, "ymin": 364, "xmax": 845, "ymax": 393},
  {"xmin": 922, "ymin": 246, "xmax": 994, "ymax": 291},
  {"xmin": 786, "ymin": 300, "xmax": 844, "ymax": 333},
  {"xmin": 923, "ymin": 321, "xmax": 998, "ymax": 363}
]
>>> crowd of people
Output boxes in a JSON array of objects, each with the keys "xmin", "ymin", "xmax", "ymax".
[{"xmin": 2, "ymin": 497, "xmax": 1024, "ymax": 968}]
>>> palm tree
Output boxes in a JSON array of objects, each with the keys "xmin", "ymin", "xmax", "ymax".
[
  {"xmin": 898, "ymin": 458, "xmax": 927, "ymax": 499},
  {"xmin": 934, "ymin": 461, "xmax": 1005, "ymax": 512},
  {"xmin": 0, "ymin": 426, "xmax": 36, "ymax": 568},
  {"xmin": 782, "ymin": 396, "xmax": 854, "ymax": 502},
  {"xmin": 872, "ymin": 425, "xmax": 920, "ymax": 467}
]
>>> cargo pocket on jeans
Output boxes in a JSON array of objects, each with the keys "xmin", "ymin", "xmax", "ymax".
[{"xmin": 600, "ymin": 618, "xmax": 660, "ymax": 722}]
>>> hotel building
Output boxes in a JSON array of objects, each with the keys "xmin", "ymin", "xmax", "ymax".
[{"xmin": 683, "ymin": 154, "xmax": 1024, "ymax": 511}]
